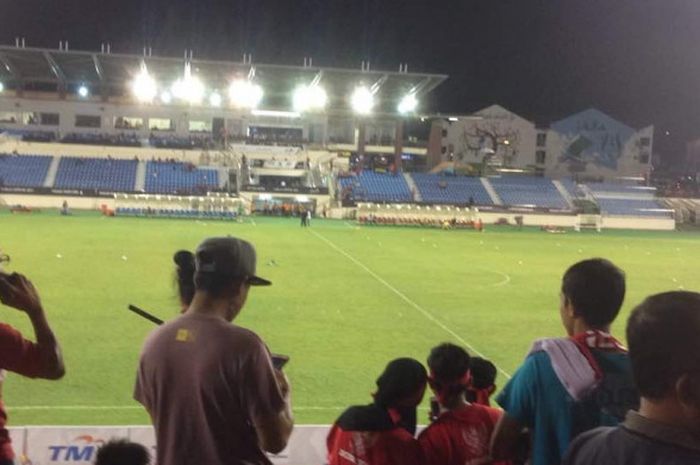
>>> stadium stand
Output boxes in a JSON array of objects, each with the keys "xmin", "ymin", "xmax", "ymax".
[
  {"xmin": 145, "ymin": 161, "xmax": 219, "ymax": 194},
  {"xmin": 62, "ymin": 132, "xmax": 142, "ymax": 147},
  {"xmin": 411, "ymin": 173, "xmax": 493, "ymax": 205},
  {"xmin": 338, "ymin": 172, "xmax": 412, "ymax": 203},
  {"xmin": 595, "ymin": 198, "xmax": 671, "ymax": 217},
  {"xmin": 149, "ymin": 134, "xmax": 213, "ymax": 150},
  {"xmin": 0, "ymin": 154, "xmax": 52, "ymax": 187},
  {"xmin": 558, "ymin": 178, "xmax": 583, "ymax": 199},
  {"xmin": 54, "ymin": 157, "xmax": 138, "ymax": 191},
  {"xmin": 489, "ymin": 176, "xmax": 569, "ymax": 209}
]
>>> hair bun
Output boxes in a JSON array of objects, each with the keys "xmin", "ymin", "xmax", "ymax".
[{"xmin": 173, "ymin": 250, "xmax": 195, "ymax": 270}]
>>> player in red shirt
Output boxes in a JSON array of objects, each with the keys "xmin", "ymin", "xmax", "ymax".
[
  {"xmin": 327, "ymin": 358, "xmax": 427, "ymax": 465},
  {"xmin": 0, "ymin": 268, "xmax": 65, "ymax": 464},
  {"xmin": 419, "ymin": 343, "xmax": 504, "ymax": 465}
]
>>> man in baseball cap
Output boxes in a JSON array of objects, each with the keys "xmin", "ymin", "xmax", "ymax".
[
  {"xmin": 135, "ymin": 236, "xmax": 292, "ymax": 465},
  {"xmin": 195, "ymin": 236, "xmax": 271, "ymax": 286}
]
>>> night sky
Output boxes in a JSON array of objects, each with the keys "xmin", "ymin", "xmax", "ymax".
[{"xmin": 2, "ymin": 0, "xmax": 700, "ymax": 162}]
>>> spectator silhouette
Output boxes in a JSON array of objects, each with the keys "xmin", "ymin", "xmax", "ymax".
[
  {"xmin": 95, "ymin": 439, "xmax": 150, "ymax": 465},
  {"xmin": 564, "ymin": 291, "xmax": 700, "ymax": 464}
]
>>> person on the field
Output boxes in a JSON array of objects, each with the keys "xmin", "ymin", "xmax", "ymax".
[
  {"xmin": 491, "ymin": 258, "xmax": 638, "ymax": 465},
  {"xmin": 327, "ymin": 358, "xmax": 427, "ymax": 465},
  {"xmin": 0, "ymin": 270, "xmax": 65, "ymax": 465},
  {"xmin": 563, "ymin": 291, "xmax": 700, "ymax": 465},
  {"xmin": 135, "ymin": 237, "xmax": 293, "ymax": 465},
  {"xmin": 95, "ymin": 439, "xmax": 150, "ymax": 465},
  {"xmin": 466, "ymin": 356, "xmax": 498, "ymax": 406},
  {"xmin": 418, "ymin": 343, "xmax": 503, "ymax": 465}
]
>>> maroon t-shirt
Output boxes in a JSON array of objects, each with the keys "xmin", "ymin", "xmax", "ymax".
[
  {"xmin": 134, "ymin": 313, "xmax": 286, "ymax": 465},
  {"xmin": 0, "ymin": 323, "xmax": 46, "ymax": 461}
]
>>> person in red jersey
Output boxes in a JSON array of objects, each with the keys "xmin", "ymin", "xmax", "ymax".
[
  {"xmin": 0, "ymin": 265, "xmax": 65, "ymax": 465},
  {"xmin": 327, "ymin": 358, "xmax": 427, "ymax": 465},
  {"xmin": 466, "ymin": 357, "xmax": 498, "ymax": 407},
  {"xmin": 419, "ymin": 343, "xmax": 504, "ymax": 465}
]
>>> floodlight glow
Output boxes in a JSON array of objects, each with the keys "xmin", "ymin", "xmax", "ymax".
[
  {"xmin": 351, "ymin": 86, "xmax": 374, "ymax": 115},
  {"xmin": 0, "ymin": 82, "xmax": 4, "ymax": 93},
  {"xmin": 77, "ymin": 85, "xmax": 89, "ymax": 98},
  {"xmin": 209, "ymin": 92, "xmax": 222, "ymax": 107},
  {"xmin": 397, "ymin": 93, "xmax": 418, "ymax": 114},
  {"xmin": 228, "ymin": 80, "xmax": 264, "ymax": 109},
  {"xmin": 293, "ymin": 84, "xmax": 328, "ymax": 112},
  {"xmin": 160, "ymin": 91, "xmax": 172, "ymax": 104},
  {"xmin": 171, "ymin": 76, "xmax": 205, "ymax": 104},
  {"xmin": 131, "ymin": 65, "xmax": 158, "ymax": 103}
]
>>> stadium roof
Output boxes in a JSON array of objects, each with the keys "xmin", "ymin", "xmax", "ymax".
[{"xmin": 0, "ymin": 45, "xmax": 448, "ymax": 113}]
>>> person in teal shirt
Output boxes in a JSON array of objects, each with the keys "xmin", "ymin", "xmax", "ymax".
[{"xmin": 491, "ymin": 258, "xmax": 639, "ymax": 465}]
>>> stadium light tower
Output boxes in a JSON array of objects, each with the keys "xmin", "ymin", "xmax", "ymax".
[
  {"xmin": 293, "ymin": 84, "xmax": 328, "ymax": 112},
  {"xmin": 209, "ymin": 92, "xmax": 222, "ymax": 107},
  {"xmin": 77, "ymin": 84, "xmax": 89, "ymax": 98},
  {"xmin": 397, "ymin": 93, "xmax": 418, "ymax": 115},
  {"xmin": 131, "ymin": 63, "xmax": 158, "ymax": 103},
  {"xmin": 351, "ymin": 85, "xmax": 375, "ymax": 115},
  {"xmin": 0, "ymin": 82, "xmax": 4, "ymax": 93},
  {"xmin": 228, "ymin": 79, "xmax": 264, "ymax": 109},
  {"xmin": 160, "ymin": 91, "xmax": 172, "ymax": 104},
  {"xmin": 171, "ymin": 62, "xmax": 205, "ymax": 105}
]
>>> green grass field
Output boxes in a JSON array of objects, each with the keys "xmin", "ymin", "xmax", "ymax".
[{"xmin": 1, "ymin": 210, "xmax": 699, "ymax": 426}]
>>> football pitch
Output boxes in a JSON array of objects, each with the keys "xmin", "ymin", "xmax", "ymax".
[{"xmin": 1, "ymin": 210, "xmax": 699, "ymax": 426}]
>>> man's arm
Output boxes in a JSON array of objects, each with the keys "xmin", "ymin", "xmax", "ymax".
[
  {"xmin": 0, "ymin": 273, "xmax": 65, "ymax": 379},
  {"xmin": 254, "ymin": 369, "xmax": 294, "ymax": 454}
]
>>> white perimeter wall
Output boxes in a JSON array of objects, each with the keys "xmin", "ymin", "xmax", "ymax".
[{"xmin": 8, "ymin": 425, "xmax": 328, "ymax": 465}]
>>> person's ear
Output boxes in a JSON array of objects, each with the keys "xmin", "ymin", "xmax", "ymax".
[
  {"xmin": 488, "ymin": 385, "xmax": 497, "ymax": 395},
  {"xmin": 677, "ymin": 374, "xmax": 700, "ymax": 410}
]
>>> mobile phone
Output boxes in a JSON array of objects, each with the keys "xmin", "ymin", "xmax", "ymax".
[
  {"xmin": 429, "ymin": 397, "xmax": 440, "ymax": 422},
  {"xmin": 271, "ymin": 353, "xmax": 290, "ymax": 370}
]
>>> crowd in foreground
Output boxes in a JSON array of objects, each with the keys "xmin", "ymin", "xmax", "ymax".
[{"xmin": 0, "ymin": 239, "xmax": 699, "ymax": 465}]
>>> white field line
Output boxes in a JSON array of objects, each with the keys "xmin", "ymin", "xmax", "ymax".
[
  {"xmin": 343, "ymin": 221, "xmax": 355, "ymax": 229},
  {"xmin": 310, "ymin": 229, "xmax": 512, "ymax": 379}
]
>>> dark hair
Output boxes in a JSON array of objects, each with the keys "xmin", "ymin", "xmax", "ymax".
[
  {"xmin": 193, "ymin": 250, "xmax": 245, "ymax": 298},
  {"xmin": 561, "ymin": 258, "xmax": 625, "ymax": 327},
  {"xmin": 173, "ymin": 250, "xmax": 196, "ymax": 306},
  {"xmin": 469, "ymin": 357, "xmax": 497, "ymax": 390},
  {"xmin": 627, "ymin": 291, "xmax": 700, "ymax": 399},
  {"xmin": 95, "ymin": 439, "xmax": 150, "ymax": 465},
  {"xmin": 374, "ymin": 358, "xmax": 427, "ymax": 408},
  {"xmin": 428, "ymin": 343, "xmax": 471, "ymax": 400}
]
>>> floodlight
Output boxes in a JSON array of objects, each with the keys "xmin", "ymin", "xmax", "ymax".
[
  {"xmin": 228, "ymin": 80, "xmax": 264, "ymax": 109},
  {"xmin": 351, "ymin": 86, "xmax": 374, "ymax": 115},
  {"xmin": 77, "ymin": 85, "xmax": 89, "ymax": 98},
  {"xmin": 209, "ymin": 92, "xmax": 222, "ymax": 107},
  {"xmin": 293, "ymin": 84, "xmax": 328, "ymax": 112},
  {"xmin": 171, "ymin": 75, "xmax": 205, "ymax": 104},
  {"xmin": 0, "ymin": 82, "xmax": 4, "ymax": 93},
  {"xmin": 160, "ymin": 91, "xmax": 172, "ymax": 104},
  {"xmin": 397, "ymin": 93, "xmax": 418, "ymax": 114},
  {"xmin": 131, "ymin": 65, "xmax": 157, "ymax": 103}
]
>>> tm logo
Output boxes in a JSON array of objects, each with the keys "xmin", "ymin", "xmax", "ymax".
[{"xmin": 48, "ymin": 435, "xmax": 105, "ymax": 462}]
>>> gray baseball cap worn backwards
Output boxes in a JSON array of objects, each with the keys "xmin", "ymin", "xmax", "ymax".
[{"xmin": 195, "ymin": 237, "xmax": 272, "ymax": 286}]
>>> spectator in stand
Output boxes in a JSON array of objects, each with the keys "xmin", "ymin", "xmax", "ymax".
[
  {"xmin": 491, "ymin": 258, "xmax": 638, "ymax": 465},
  {"xmin": 327, "ymin": 358, "xmax": 427, "ymax": 465},
  {"xmin": 95, "ymin": 439, "xmax": 150, "ymax": 465},
  {"xmin": 418, "ymin": 343, "xmax": 503, "ymax": 465},
  {"xmin": 134, "ymin": 237, "xmax": 293, "ymax": 465},
  {"xmin": 564, "ymin": 291, "xmax": 700, "ymax": 465},
  {"xmin": 0, "ymin": 258, "xmax": 65, "ymax": 465},
  {"xmin": 466, "ymin": 356, "xmax": 498, "ymax": 406}
]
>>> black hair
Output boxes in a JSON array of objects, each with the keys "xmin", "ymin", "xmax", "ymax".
[
  {"xmin": 192, "ymin": 250, "xmax": 245, "ymax": 298},
  {"xmin": 95, "ymin": 439, "xmax": 150, "ymax": 465},
  {"xmin": 469, "ymin": 357, "xmax": 497, "ymax": 390},
  {"xmin": 374, "ymin": 358, "xmax": 427, "ymax": 408},
  {"xmin": 428, "ymin": 343, "xmax": 471, "ymax": 383},
  {"xmin": 173, "ymin": 250, "xmax": 196, "ymax": 306},
  {"xmin": 627, "ymin": 291, "xmax": 700, "ymax": 399},
  {"xmin": 561, "ymin": 258, "xmax": 626, "ymax": 328}
]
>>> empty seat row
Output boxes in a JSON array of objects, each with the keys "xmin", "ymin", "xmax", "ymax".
[
  {"xmin": 0, "ymin": 154, "xmax": 52, "ymax": 187},
  {"xmin": 411, "ymin": 173, "xmax": 493, "ymax": 205},
  {"xmin": 55, "ymin": 157, "xmax": 138, "ymax": 191}
]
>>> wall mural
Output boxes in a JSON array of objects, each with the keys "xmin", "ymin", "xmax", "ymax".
[{"xmin": 551, "ymin": 108, "xmax": 635, "ymax": 171}]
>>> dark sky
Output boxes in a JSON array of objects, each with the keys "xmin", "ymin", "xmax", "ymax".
[{"xmin": 2, "ymin": 0, "xmax": 700, "ymax": 159}]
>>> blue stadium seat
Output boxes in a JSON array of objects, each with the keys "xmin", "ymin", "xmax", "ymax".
[
  {"xmin": 145, "ymin": 161, "xmax": 219, "ymax": 194},
  {"xmin": 0, "ymin": 154, "xmax": 52, "ymax": 187},
  {"xmin": 411, "ymin": 173, "xmax": 493, "ymax": 205},
  {"xmin": 337, "ymin": 172, "xmax": 411, "ymax": 203},
  {"xmin": 54, "ymin": 157, "xmax": 138, "ymax": 191},
  {"xmin": 489, "ymin": 176, "xmax": 569, "ymax": 209}
]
